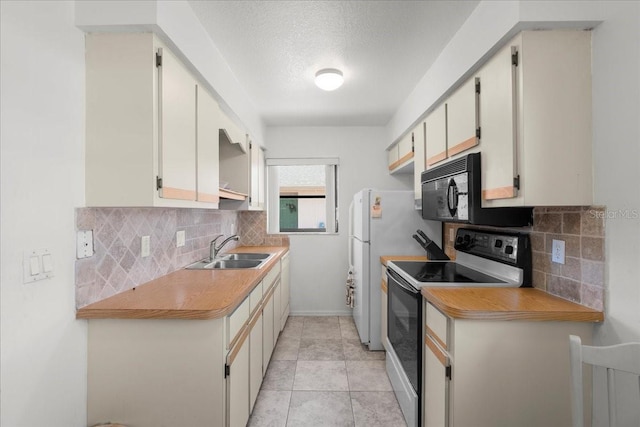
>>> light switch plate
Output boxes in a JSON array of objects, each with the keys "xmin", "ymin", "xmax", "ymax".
[{"xmin": 23, "ymin": 249, "xmax": 54, "ymax": 284}]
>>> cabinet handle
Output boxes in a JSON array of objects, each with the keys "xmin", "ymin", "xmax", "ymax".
[{"xmin": 426, "ymin": 334, "xmax": 449, "ymax": 368}]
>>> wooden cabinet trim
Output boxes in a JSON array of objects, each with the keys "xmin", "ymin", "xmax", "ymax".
[
  {"xmin": 483, "ymin": 186, "xmax": 517, "ymax": 200},
  {"xmin": 197, "ymin": 192, "xmax": 220, "ymax": 203},
  {"xmin": 426, "ymin": 325, "xmax": 447, "ymax": 351},
  {"xmin": 160, "ymin": 187, "xmax": 197, "ymax": 201},
  {"xmin": 228, "ymin": 324, "xmax": 250, "ymax": 365},
  {"xmin": 389, "ymin": 151, "xmax": 414, "ymax": 171},
  {"xmin": 426, "ymin": 151, "xmax": 447, "ymax": 166},
  {"xmin": 381, "ymin": 279, "xmax": 388, "ymax": 294},
  {"xmin": 425, "ymin": 334, "xmax": 448, "ymax": 367},
  {"xmin": 447, "ymin": 136, "xmax": 478, "ymax": 157}
]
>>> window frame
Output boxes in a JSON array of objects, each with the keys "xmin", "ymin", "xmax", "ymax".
[{"xmin": 266, "ymin": 157, "xmax": 339, "ymax": 235}]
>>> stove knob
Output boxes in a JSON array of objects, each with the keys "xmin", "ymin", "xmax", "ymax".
[
  {"xmin": 494, "ymin": 239, "xmax": 503, "ymax": 248},
  {"xmin": 505, "ymin": 245, "xmax": 514, "ymax": 255}
]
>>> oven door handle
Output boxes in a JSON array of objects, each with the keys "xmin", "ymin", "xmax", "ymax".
[{"xmin": 387, "ymin": 268, "xmax": 420, "ymax": 296}]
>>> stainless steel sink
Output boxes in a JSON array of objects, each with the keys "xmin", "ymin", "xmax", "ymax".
[{"xmin": 185, "ymin": 253, "xmax": 273, "ymax": 270}]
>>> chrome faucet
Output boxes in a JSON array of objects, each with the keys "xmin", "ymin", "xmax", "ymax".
[{"xmin": 210, "ymin": 234, "xmax": 239, "ymax": 260}]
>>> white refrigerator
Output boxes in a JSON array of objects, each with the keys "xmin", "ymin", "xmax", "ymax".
[{"xmin": 348, "ymin": 189, "xmax": 441, "ymax": 350}]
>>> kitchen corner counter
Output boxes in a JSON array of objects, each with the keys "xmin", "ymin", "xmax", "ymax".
[
  {"xmin": 422, "ymin": 287, "xmax": 604, "ymax": 322},
  {"xmin": 76, "ymin": 246, "xmax": 289, "ymax": 320}
]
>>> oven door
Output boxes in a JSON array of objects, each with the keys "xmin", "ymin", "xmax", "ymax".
[{"xmin": 387, "ymin": 268, "xmax": 422, "ymax": 394}]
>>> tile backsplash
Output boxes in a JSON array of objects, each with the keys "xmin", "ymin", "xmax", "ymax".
[
  {"xmin": 75, "ymin": 208, "xmax": 287, "ymax": 308},
  {"xmin": 443, "ymin": 206, "xmax": 606, "ymax": 311}
]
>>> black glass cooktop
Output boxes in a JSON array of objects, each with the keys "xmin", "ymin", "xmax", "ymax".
[{"xmin": 391, "ymin": 261, "xmax": 506, "ymax": 284}]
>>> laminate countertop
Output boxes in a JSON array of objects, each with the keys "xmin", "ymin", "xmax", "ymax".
[
  {"xmin": 76, "ymin": 246, "xmax": 289, "ymax": 321},
  {"xmin": 380, "ymin": 255, "xmax": 428, "ymax": 266},
  {"xmin": 422, "ymin": 287, "xmax": 604, "ymax": 322}
]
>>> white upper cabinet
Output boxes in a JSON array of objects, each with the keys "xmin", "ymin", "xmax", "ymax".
[
  {"xmin": 388, "ymin": 132, "xmax": 414, "ymax": 174},
  {"xmin": 158, "ymin": 46, "xmax": 197, "ymax": 201},
  {"xmin": 446, "ymin": 77, "xmax": 479, "ymax": 159},
  {"xmin": 425, "ymin": 103, "xmax": 447, "ymax": 167},
  {"xmin": 85, "ymin": 33, "xmax": 219, "ymax": 208},
  {"xmin": 412, "ymin": 121, "xmax": 426, "ymax": 206},
  {"xmin": 196, "ymin": 86, "xmax": 221, "ymax": 206},
  {"xmin": 481, "ymin": 30, "xmax": 592, "ymax": 207},
  {"xmin": 249, "ymin": 142, "xmax": 266, "ymax": 210}
]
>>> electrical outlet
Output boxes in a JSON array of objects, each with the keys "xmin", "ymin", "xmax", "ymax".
[
  {"xmin": 176, "ymin": 230, "xmax": 185, "ymax": 247},
  {"xmin": 552, "ymin": 239, "xmax": 565, "ymax": 264},
  {"xmin": 449, "ymin": 228, "xmax": 455, "ymax": 243},
  {"xmin": 77, "ymin": 230, "xmax": 94, "ymax": 259},
  {"xmin": 141, "ymin": 235, "xmax": 151, "ymax": 257}
]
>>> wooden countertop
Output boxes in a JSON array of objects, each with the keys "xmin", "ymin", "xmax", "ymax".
[
  {"xmin": 76, "ymin": 246, "xmax": 289, "ymax": 321},
  {"xmin": 380, "ymin": 255, "xmax": 428, "ymax": 266},
  {"xmin": 422, "ymin": 287, "xmax": 604, "ymax": 322}
]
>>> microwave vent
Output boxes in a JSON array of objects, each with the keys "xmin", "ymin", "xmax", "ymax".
[{"xmin": 422, "ymin": 155, "xmax": 471, "ymax": 182}]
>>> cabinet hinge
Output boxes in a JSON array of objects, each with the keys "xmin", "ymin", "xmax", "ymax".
[
  {"xmin": 476, "ymin": 127, "xmax": 481, "ymax": 139},
  {"xmin": 511, "ymin": 51, "xmax": 519, "ymax": 66},
  {"xmin": 514, "ymin": 175, "xmax": 520, "ymax": 190},
  {"xmin": 475, "ymin": 79, "xmax": 481, "ymax": 94},
  {"xmin": 156, "ymin": 176, "xmax": 163, "ymax": 190},
  {"xmin": 445, "ymin": 365, "xmax": 452, "ymax": 380},
  {"xmin": 249, "ymin": 196, "xmax": 252, "ymax": 203},
  {"xmin": 224, "ymin": 364, "xmax": 230, "ymax": 378}
]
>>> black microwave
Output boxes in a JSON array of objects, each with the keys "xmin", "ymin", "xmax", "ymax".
[{"xmin": 421, "ymin": 152, "xmax": 533, "ymax": 227}]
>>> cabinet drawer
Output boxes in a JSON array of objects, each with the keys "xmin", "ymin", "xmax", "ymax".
[
  {"xmin": 263, "ymin": 262, "xmax": 280, "ymax": 291},
  {"xmin": 227, "ymin": 297, "xmax": 250, "ymax": 349},
  {"xmin": 249, "ymin": 281, "xmax": 263, "ymax": 315},
  {"xmin": 426, "ymin": 302, "xmax": 448, "ymax": 349}
]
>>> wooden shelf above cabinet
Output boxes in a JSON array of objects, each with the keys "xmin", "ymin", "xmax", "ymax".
[{"xmin": 219, "ymin": 188, "xmax": 247, "ymax": 201}]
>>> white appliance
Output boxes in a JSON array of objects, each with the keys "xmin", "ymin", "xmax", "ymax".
[{"xmin": 348, "ymin": 189, "xmax": 441, "ymax": 351}]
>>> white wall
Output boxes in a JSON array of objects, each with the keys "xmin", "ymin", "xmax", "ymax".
[
  {"xmin": 265, "ymin": 126, "xmax": 413, "ymax": 315},
  {"xmin": 0, "ymin": 1, "xmax": 87, "ymax": 426},
  {"xmin": 390, "ymin": 1, "xmax": 640, "ymax": 424}
]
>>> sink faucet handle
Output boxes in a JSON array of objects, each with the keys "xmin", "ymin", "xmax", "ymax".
[{"xmin": 211, "ymin": 234, "xmax": 224, "ymax": 244}]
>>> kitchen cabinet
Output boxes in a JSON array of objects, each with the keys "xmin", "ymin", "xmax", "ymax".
[
  {"xmin": 280, "ymin": 251, "xmax": 290, "ymax": 331},
  {"xmin": 226, "ymin": 324, "xmax": 250, "ymax": 427},
  {"xmin": 262, "ymin": 284, "xmax": 275, "ymax": 375},
  {"xmin": 425, "ymin": 103, "xmax": 447, "ymax": 167},
  {"xmin": 248, "ymin": 308, "xmax": 263, "ymax": 412},
  {"xmin": 388, "ymin": 132, "xmax": 414, "ymax": 174},
  {"xmin": 412, "ymin": 121, "xmax": 426, "ymax": 209},
  {"xmin": 219, "ymin": 135, "xmax": 266, "ymax": 210},
  {"xmin": 479, "ymin": 30, "xmax": 592, "ymax": 207},
  {"xmin": 84, "ymin": 249, "xmax": 288, "ymax": 427},
  {"xmin": 85, "ymin": 32, "xmax": 220, "ymax": 208},
  {"xmin": 249, "ymin": 141, "xmax": 266, "ymax": 210},
  {"xmin": 196, "ymin": 86, "xmax": 221, "ymax": 205},
  {"xmin": 422, "ymin": 300, "xmax": 595, "ymax": 427},
  {"xmin": 425, "ymin": 78, "xmax": 479, "ymax": 170}
]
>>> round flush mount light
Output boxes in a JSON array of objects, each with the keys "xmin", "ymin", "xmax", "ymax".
[{"xmin": 315, "ymin": 68, "xmax": 344, "ymax": 91}]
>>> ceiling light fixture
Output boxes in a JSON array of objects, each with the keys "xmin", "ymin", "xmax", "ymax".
[{"xmin": 315, "ymin": 68, "xmax": 344, "ymax": 91}]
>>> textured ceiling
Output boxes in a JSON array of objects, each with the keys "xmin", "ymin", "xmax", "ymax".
[{"xmin": 188, "ymin": 0, "xmax": 479, "ymax": 126}]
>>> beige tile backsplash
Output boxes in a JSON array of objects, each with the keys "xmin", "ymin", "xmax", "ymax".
[
  {"xmin": 443, "ymin": 206, "xmax": 606, "ymax": 311},
  {"xmin": 75, "ymin": 208, "xmax": 287, "ymax": 308}
]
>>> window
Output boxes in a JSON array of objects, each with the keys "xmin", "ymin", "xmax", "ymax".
[{"xmin": 266, "ymin": 158, "xmax": 339, "ymax": 234}]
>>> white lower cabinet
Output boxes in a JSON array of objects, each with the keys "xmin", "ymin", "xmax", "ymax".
[
  {"xmin": 227, "ymin": 326, "xmax": 250, "ymax": 427},
  {"xmin": 248, "ymin": 308, "xmax": 263, "ymax": 412},
  {"xmin": 280, "ymin": 252, "xmax": 290, "ymax": 331},
  {"xmin": 86, "ymin": 253, "xmax": 290, "ymax": 427},
  {"xmin": 422, "ymin": 301, "xmax": 594, "ymax": 427}
]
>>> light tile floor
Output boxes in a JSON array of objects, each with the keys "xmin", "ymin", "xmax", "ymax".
[{"xmin": 248, "ymin": 316, "xmax": 407, "ymax": 427}]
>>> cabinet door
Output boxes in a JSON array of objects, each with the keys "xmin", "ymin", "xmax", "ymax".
[
  {"xmin": 272, "ymin": 280, "xmax": 281, "ymax": 346},
  {"xmin": 227, "ymin": 327, "xmax": 250, "ymax": 427},
  {"xmin": 447, "ymin": 77, "xmax": 479, "ymax": 159},
  {"xmin": 478, "ymin": 40, "xmax": 519, "ymax": 201},
  {"xmin": 387, "ymin": 144, "xmax": 399, "ymax": 169},
  {"xmin": 157, "ymin": 47, "xmax": 197, "ymax": 201},
  {"xmin": 262, "ymin": 289, "xmax": 275, "ymax": 376},
  {"xmin": 249, "ymin": 143, "xmax": 265, "ymax": 210},
  {"xmin": 249, "ymin": 310, "xmax": 263, "ymax": 412},
  {"xmin": 412, "ymin": 122, "xmax": 426, "ymax": 205},
  {"xmin": 280, "ymin": 253, "xmax": 290, "ymax": 331},
  {"xmin": 425, "ymin": 103, "xmax": 447, "ymax": 167},
  {"xmin": 424, "ymin": 335, "xmax": 450, "ymax": 427},
  {"xmin": 196, "ymin": 86, "xmax": 220, "ymax": 205}
]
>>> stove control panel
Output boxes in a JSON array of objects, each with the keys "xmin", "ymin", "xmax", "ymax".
[{"xmin": 454, "ymin": 228, "xmax": 530, "ymax": 266}]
